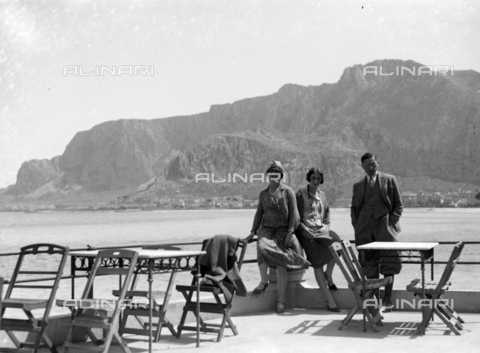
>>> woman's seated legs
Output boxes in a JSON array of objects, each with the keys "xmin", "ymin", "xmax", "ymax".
[{"xmin": 314, "ymin": 267, "xmax": 338, "ymax": 310}]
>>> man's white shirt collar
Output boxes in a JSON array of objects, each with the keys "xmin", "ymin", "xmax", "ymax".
[{"xmin": 367, "ymin": 173, "xmax": 378, "ymax": 183}]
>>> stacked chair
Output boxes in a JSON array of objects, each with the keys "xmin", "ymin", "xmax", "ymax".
[
  {"xmin": 0, "ymin": 243, "xmax": 69, "ymax": 353},
  {"xmin": 176, "ymin": 235, "xmax": 247, "ymax": 342},
  {"xmin": 406, "ymin": 242, "xmax": 465, "ymax": 335},
  {"xmin": 329, "ymin": 240, "xmax": 392, "ymax": 332}
]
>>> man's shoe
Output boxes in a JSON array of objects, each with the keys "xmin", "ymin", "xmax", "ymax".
[{"xmin": 381, "ymin": 298, "xmax": 394, "ymax": 312}]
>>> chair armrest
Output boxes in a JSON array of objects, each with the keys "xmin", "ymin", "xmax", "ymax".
[
  {"xmin": 3, "ymin": 298, "xmax": 49, "ymax": 311},
  {"xmin": 406, "ymin": 278, "xmax": 450, "ymax": 294},
  {"xmin": 112, "ymin": 289, "xmax": 166, "ymax": 298},
  {"xmin": 354, "ymin": 277, "xmax": 392, "ymax": 290},
  {"xmin": 176, "ymin": 285, "xmax": 222, "ymax": 295}
]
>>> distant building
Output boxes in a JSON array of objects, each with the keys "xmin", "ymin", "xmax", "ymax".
[
  {"xmin": 243, "ymin": 199, "xmax": 258, "ymax": 208},
  {"xmin": 459, "ymin": 191, "xmax": 480, "ymax": 206},
  {"xmin": 402, "ymin": 191, "xmax": 417, "ymax": 206},
  {"xmin": 455, "ymin": 198, "xmax": 468, "ymax": 207},
  {"xmin": 430, "ymin": 192, "xmax": 445, "ymax": 205}
]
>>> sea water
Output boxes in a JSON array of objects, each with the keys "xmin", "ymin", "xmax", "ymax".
[{"xmin": 1, "ymin": 208, "xmax": 479, "ymax": 309}]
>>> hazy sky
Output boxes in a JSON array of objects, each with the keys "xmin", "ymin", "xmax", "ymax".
[{"xmin": 1, "ymin": 0, "xmax": 479, "ymax": 188}]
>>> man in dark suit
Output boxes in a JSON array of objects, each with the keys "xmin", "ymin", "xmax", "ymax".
[{"xmin": 351, "ymin": 152, "xmax": 403, "ymax": 309}]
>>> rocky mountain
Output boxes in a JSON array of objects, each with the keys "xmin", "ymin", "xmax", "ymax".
[{"xmin": 4, "ymin": 59, "xmax": 480, "ymax": 203}]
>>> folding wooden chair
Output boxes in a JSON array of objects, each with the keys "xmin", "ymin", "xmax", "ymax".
[
  {"xmin": 61, "ymin": 249, "xmax": 139, "ymax": 353},
  {"xmin": 0, "ymin": 243, "xmax": 69, "ymax": 353},
  {"xmin": 112, "ymin": 245, "xmax": 181, "ymax": 341},
  {"xmin": 329, "ymin": 240, "xmax": 392, "ymax": 332},
  {"xmin": 176, "ymin": 235, "xmax": 247, "ymax": 342},
  {"xmin": 0, "ymin": 277, "xmax": 4, "ymax": 330},
  {"xmin": 406, "ymin": 242, "xmax": 465, "ymax": 335}
]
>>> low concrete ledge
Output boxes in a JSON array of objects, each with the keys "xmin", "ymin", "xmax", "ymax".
[
  {"xmin": 2, "ymin": 286, "xmax": 478, "ymax": 347},
  {"xmin": 294, "ymin": 284, "xmax": 480, "ymax": 313},
  {"xmin": 0, "ymin": 313, "xmax": 84, "ymax": 348}
]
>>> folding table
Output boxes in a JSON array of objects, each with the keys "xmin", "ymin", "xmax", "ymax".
[{"xmin": 356, "ymin": 241, "xmax": 439, "ymax": 333}]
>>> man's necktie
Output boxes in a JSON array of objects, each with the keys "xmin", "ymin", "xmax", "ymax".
[{"xmin": 369, "ymin": 177, "xmax": 375, "ymax": 188}]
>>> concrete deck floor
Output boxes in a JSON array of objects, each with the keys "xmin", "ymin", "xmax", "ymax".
[{"xmin": 45, "ymin": 309, "xmax": 480, "ymax": 353}]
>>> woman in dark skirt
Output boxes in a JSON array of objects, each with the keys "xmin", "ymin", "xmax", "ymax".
[
  {"xmin": 245, "ymin": 160, "xmax": 310, "ymax": 313},
  {"xmin": 296, "ymin": 167, "xmax": 341, "ymax": 311}
]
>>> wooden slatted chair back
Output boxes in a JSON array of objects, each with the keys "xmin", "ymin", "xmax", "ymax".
[
  {"xmin": 62, "ymin": 249, "xmax": 139, "ymax": 353},
  {"xmin": 1, "ymin": 243, "xmax": 69, "ymax": 353},
  {"xmin": 406, "ymin": 242, "xmax": 465, "ymax": 335},
  {"xmin": 341, "ymin": 240, "xmax": 365, "ymax": 284},
  {"xmin": 435, "ymin": 242, "xmax": 464, "ymax": 296},
  {"xmin": 330, "ymin": 242, "xmax": 361, "ymax": 289},
  {"xmin": 5, "ymin": 243, "xmax": 69, "ymax": 297},
  {"xmin": 0, "ymin": 277, "xmax": 3, "ymax": 330},
  {"xmin": 4, "ymin": 243, "xmax": 69, "ymax": 313},
  {"xmin": 81, "ymin": 249, "xmax": 139, "ymax": 300}
]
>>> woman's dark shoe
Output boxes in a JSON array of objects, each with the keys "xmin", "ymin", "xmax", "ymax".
[
  {"xmin": 252, "ymin": 282, "xmax": 269, "ymax": 294},
  {"xmin": 276, "ymin": 301, "xmax": 285, "ymax": 314},
  {"xmin": 325, "ymin": 271, "xmax": 338, "ymax": 291},
  {"xmin": 326, "ymin": 302, "xmax": 340, "ymax": 312}
]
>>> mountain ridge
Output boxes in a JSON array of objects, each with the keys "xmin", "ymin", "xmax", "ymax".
[{"xmin": 3, "ymin": 59, "xmax": 480, "ymax": 204}]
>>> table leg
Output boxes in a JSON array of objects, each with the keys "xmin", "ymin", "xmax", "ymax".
[
  {"xmin": 71, "ymin": 256, "xmax": 75, "ymax": 300},
  {"xmin": 196, "ymin": 257, "xmax": 200, "ymax": 347},
  {"xmin": 431, "ymin": 250, "xmax": 434, "ymax": 281},
  {"xmin": 88, "ymin": 258, "xmax": 95, "ymax": 299},
  {"xmin": 361, "ymin": 249, "xmax": 366, "ymax": 333},
  {"xmin": 420, "ymin": 252, "xmax": 425, "ymax": 335},
  {"xmin": 148, "ymin": 259, "xmax": 153, "ymax": 353},
  {"xmin": 431, "ymin": 250, "xmax": 434, "ymax": 323},
  {"xmin": 362, "ymin": 274, "xmax": 366, "ymax": 332}
]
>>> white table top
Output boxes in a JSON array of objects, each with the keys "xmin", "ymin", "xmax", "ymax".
[
  {"xmin": 69, "ymin": 249, "xmax": 206, "ymax": 259},
  {"xmin": 356, "ymin": 242, "xmax": 439, "ymax": 251}
]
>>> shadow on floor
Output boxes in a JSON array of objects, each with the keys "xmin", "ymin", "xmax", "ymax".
[{"xmin": 284, "ymin": 319, "xmax": 430, "ymax": 339}]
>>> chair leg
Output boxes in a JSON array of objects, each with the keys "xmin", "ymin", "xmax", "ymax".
[
  {"xmin": 119, "ymin": 309, "xmax": 130, "ymax": 336},
  {"xmin": 434, "ymin": 307, "xmax": 462, "ymax": 335},
  {"xmin": 113, "ymin": 331, "xmax": 132, "ymax": 353},
  {"xmin": 368, "ymin": 306, "xmax": 384, "ymax": 326},
  {"xmin": 32, "ymin": 326, "xmax": 46, "ymax": 353},
  {"xmin": 437, "ymin": 299, "xmax": 464, "ymax": 324},
  {"xmin": 39, "ymin": 331, "xmax": 57, "ymax": 353},
  {"xmin": 226, "ymin": 315, "xmax": 238, "ymax": 335},
  {"xmin": 5, "ymin": 331, "xmax": 21, "ymax": 348},
  {"xmin": 216, "ymin": 315, "xmax": 228, "ymax": 342},
  {"xmin": 363, "ymin": 307, "xmax": 380, "ymax": 332},
  {"xmin": 176, "ymin": 308, "xmax": 189, "ymax": 338},
  {"xmin": 416, "ymin": 307, "xmax": 435, "ymax": 335},
  {"xmin": 216, "ymin": 307, "xmax": 237, "ymax": 343},
  {"xmin": 163, "ymin": 318, "xmax": 177, "ymax": 337},
  {"xmin": 339, "ymin": 304, "xmax": 359, "ymax": 330}
]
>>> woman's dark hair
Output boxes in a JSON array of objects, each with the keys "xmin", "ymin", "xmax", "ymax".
[{"xmin": 306, "ymin": 167, "xmax": 324, "ymax": 184}]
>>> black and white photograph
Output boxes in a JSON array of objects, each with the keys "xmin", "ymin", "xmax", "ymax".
[{"xmin": 1, "ymin": 0, "xmax": 479, "ymax": 351}]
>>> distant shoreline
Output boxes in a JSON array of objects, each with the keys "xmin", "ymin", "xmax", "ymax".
[{"xmin": 1, "ymin": 206, "xmax": 480, "ymax": 214}]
